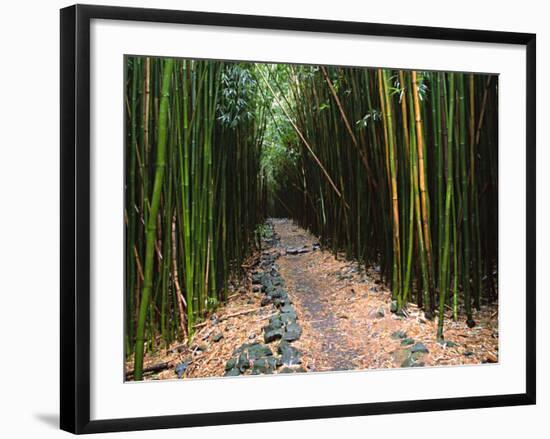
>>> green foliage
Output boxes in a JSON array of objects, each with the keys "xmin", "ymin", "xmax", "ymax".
[
  {"xmin": 355, "ymin": 109, "xmax": 381, "ymax": 129},
  {"xmin": 218, "ymin": 63, "xmax": 257, "ymax": 128}
]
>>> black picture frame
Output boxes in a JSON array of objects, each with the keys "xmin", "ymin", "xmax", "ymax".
[{"xmin": 60, "ymin": 4, "xmax": 536, "ymax": 434}]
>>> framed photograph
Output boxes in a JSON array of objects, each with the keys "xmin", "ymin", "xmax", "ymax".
[{"xmin": 60, "ymin": 4, "xmax": 536, "ymax": 434}]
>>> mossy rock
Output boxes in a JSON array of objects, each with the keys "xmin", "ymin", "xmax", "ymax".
[
  {"xmin": 225, "ymin": 357, "xmax": 237, "ymax": 371},
  {"xmin": 224, "ymin": 368, "xmax": 241, "ymax": 377},
  {"xmin": 280, "ymin": 313, "xmax": 297, "ymax": 326},
  {"xmin": 237, "ymin": 352, "xmax": 250, "ymax": 372},
  {"xmin": 251, "ymin": 357, "xmax": 277, "ymax": 375},
  {"xmin": 410, "ymin": 342, "xmax": 429, "ymax": 354},
  {"xmin": 246, "ymin": 343, "xmax": 273, "ymax": 360},
  {"xmin": 391, "ymin": 330, "xmax": 407, "ymax": 340},
  {"xmin": 278, "ymin": 340, "xmax": 302, "ymax": 365},
  {"xmin": 264, "ymin": 327, "xmax": 284, "ymax": 343},
  {"xmin": 283, "ymin": 323, "xmax": 302, "ymax": 342}
]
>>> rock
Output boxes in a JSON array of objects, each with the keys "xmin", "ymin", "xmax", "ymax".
[
  {"xmin": 268, "ymin": 315, "xmax": 284, "ymax": 329},
  {"xmin": 269, "ymin": 288, "xmax": 285, "ymax": 299},
  {"xmin": 391, "ymin": 330, "xmax": 407, "ymax": 340},
  {"xmin": 280, "ymin": 304, "xmax": 297, "ymax": 319},
  {"xmin": 267, "ymin": 356, "xmax": 278, "ymax": 368},
  {"xmin": 246, "ymin": 343, "xmax": 273, "ymax": 360},
  {"xmin": 248, "ymin": 333, "xmax": 256, "ymax": 340},
  {"xmin": 401, "ymin": 337, "xmax": 415, "ymax": 346},
  {"xmin": 287, "ymin": 246, "xmax": 309, "ymax": 255},
  {"xmin": 400, "ymin": 356, "xmax": 416, "ymax": 368},
  {"xmin": 274, "ymin": 296, "xmax": 291, "ymax": 307},
  {"xmin": 232, "ymin": 343, "xmax": 247, "ymax": 355},
  {"xmin": 390, "ymin": 300, "xmax": 398, "ymax": 313},
  {"xmin": 280, "ymin": 313, "xmax": 297, "ymax": 326},
  {"xmin": 224, "ymin": 368, "xmax": 241, "ymax": 377},
  {"xmin": 237, "ymin": 352, "xmax": 250, "ymax": 372},
  {"xmin": 376, "ymin": 306, "xmax": 385, "ymax": 318},
  {"xmin": 262, "ymin": 280, "xmax": 274, "ymax": 291},
  {"xmin": 410, "ymin": 342, "xmax": 429, "ymax": 354},
  {"xmin": 212, "ymin": 332, "xmax": 223, "ymax": 342},
  {"xmin": 412, "ymin": 362, "xmax": 425, "ymax": 368},
  {"xmin": 272, "ymin": 276, "xmax": 283, "ymax": 287},
  {"xmin": 439, "ymin": 340, "xmax": 458, "ymax": 348},
  {"xmin": 251, "ymin": 357, "xmax": 277, "ymax": 375},
  {"xmin": 278, "ymin": 340, "xmax": 302, "ymax": 365},
  {"xmin": 175, "ymin": 360, "xmax": 191, "ymax": 378},
  {"xmin": 225, "ymin": 357, "xmax": 237, "ymax": 371},
  {"xmin": 264, "ymin": 327, "xmax": 284, "ymax": 343},
  {"xmin": 283, "ymin": 323, "xmax": 302, "ymax": 342},
  {"xmin": 197, "ymin": 343, "xmax": 209, "ymax": 352}
]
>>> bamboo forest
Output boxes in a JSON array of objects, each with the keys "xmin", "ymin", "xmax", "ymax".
[{"xmin": 124, "ymin": 56, "xmax": 498, "ymax": 381}]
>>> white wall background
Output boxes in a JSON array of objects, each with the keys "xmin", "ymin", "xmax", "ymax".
[{"xmin": 0, "ymin": 0, "xmax": 545, "ymax": 437}]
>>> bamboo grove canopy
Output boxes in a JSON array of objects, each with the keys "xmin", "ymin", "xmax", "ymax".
[{"xmin": 125, "ymin": 57, "xmax": 498, "ymax": 380}]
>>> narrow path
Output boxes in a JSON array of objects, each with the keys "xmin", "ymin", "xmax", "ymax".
[{"xmin": 273, "ymin": 219, "xmax": 362, "ymax": 371}]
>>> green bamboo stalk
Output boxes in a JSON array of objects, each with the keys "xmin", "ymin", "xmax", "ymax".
[
  {"xmin": 134, "ymin": 58, "xmax": 174, "ymax": 381},
  {"xmin": 437, "ymin": 72, "xmax": 455, "ymax": 340}
]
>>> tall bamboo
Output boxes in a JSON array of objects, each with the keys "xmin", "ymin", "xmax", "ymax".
[{"xmin": 134, "ymin": 58, "xmax": 174, "ymax": 381}]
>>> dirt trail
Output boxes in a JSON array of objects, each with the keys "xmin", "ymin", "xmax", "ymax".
[
  {"xmin": 273, "ymin": 219, "xmax": 360, "ymax": 371},
  {"xmin": 273, "ymin": 218, "xmax": 499, "ymax": 373}
]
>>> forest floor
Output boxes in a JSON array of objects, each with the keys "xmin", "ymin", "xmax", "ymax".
[{"xmin": 126, "ymin": 218, "xmax": 498, "ymax": 381}]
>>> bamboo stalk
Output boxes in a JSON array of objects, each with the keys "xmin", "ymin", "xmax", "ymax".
[{"xmin": 134, "ymin": 58, "xmax": 174, "ymax": 381}]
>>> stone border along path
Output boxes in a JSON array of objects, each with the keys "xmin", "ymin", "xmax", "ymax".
[{"xmin": 224, "ymin": 220, "xmax": 306, "ymax": 376}]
